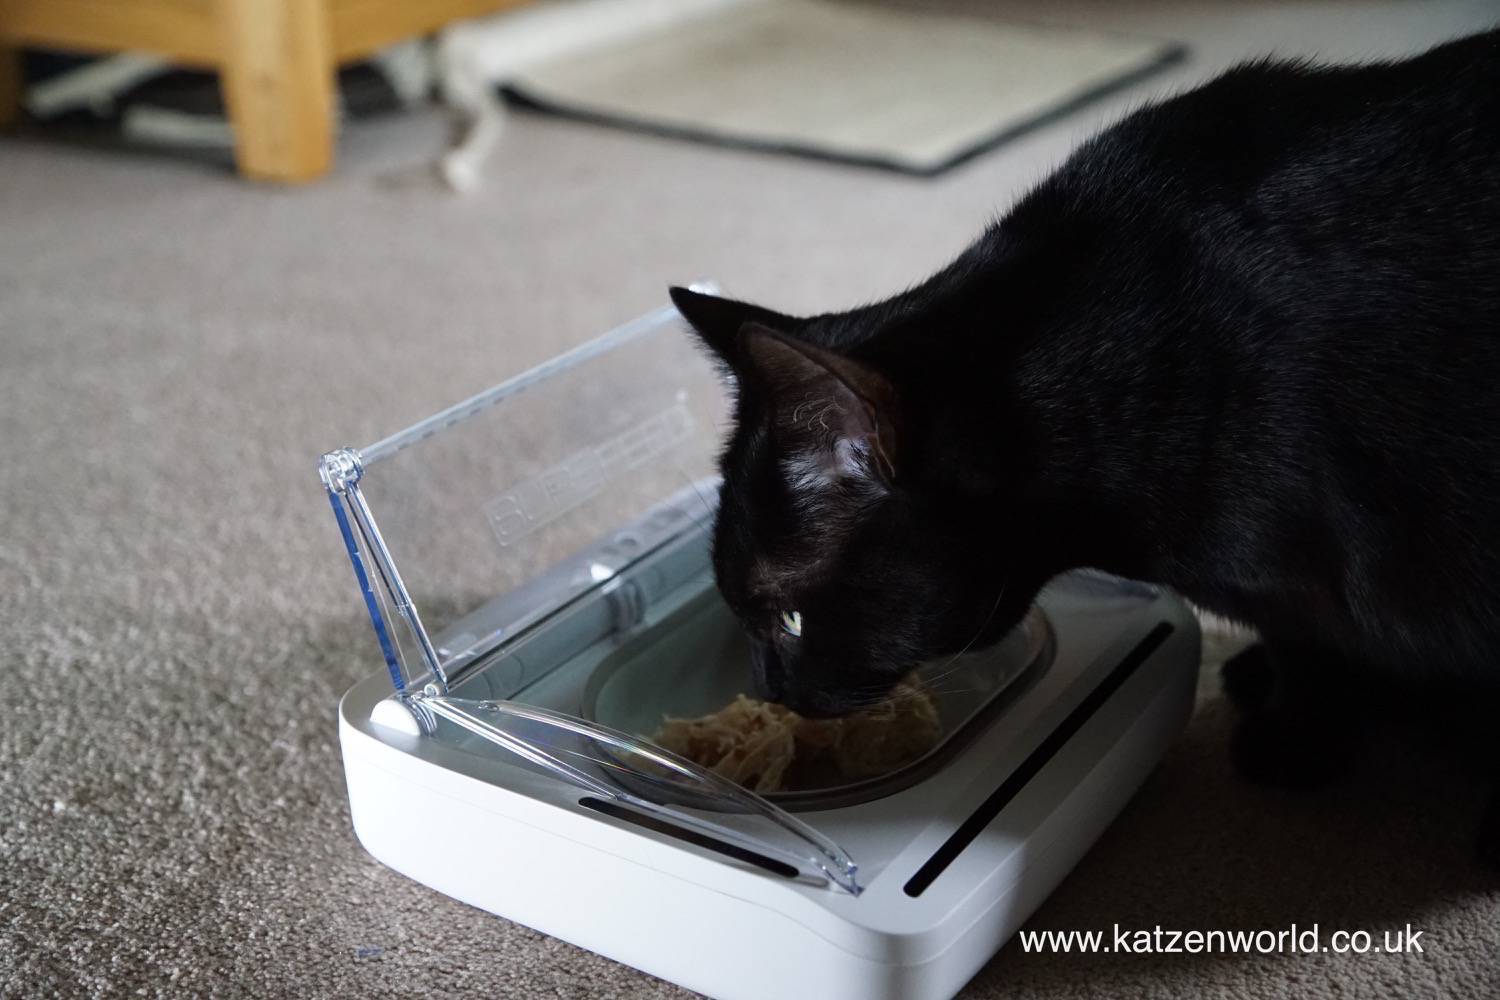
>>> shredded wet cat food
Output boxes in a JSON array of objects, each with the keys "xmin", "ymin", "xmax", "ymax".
[{"xmin": 652, "ymin": 682, "xmax": 942, "ymax": 793}]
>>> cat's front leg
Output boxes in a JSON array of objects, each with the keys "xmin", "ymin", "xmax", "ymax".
[
  {"xmin": 1478, "ymin": 789, "xmax": 1500, "ymax": 870},
  {"xmin": 1222, "ymin": 640, "xmax": 1366, "ymax": 788}
]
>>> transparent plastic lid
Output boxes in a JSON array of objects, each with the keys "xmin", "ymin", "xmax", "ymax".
[
  {"xmin": 321, "ymin": 294, "xmax": 873, "ymax": 893},
  {"xmin": 418, "ymin": 696, "xmax": 860, "ymax": 892},
  {"xmin": 320, "ymin": 296, "xmax": 728, "ymax": 694}
]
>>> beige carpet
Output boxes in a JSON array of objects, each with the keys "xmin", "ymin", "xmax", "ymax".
[
  {"xmin": 508, "ymin": 0, "xmax": 1181, "ymax": 174},
  {"xmin": 5, "ymin": 2, "xmax": 1500, "ymax": 997}
]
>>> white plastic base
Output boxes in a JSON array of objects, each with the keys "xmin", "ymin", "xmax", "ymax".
[{"xmin": 338, "ymin": 574, "xmax": 1199, "ymax": 1000}]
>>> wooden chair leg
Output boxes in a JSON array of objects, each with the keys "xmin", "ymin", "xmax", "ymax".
[
  {"xmin": 214, "ymin": 0, "xmax": 335, "ymax": 182},
  {"xmin": 0, "ymin": 46, "xmax": 22, "ymax": 129}
]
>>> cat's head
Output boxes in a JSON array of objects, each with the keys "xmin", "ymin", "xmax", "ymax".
[{"xmin": 673, "ymin": 286, "xmax": 1023, "ymax": 718}]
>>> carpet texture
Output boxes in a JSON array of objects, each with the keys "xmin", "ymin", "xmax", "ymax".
[
  {"xmin": 508, "ymin": 0, "xmax": 1181, "ymax": 174},
  {"xmin": 4, "ymin": 2, "xmax": 1499, "ymax": 997}
]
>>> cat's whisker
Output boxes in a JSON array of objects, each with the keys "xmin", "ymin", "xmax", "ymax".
[
  {"xmin": 919, "ymin": 679, "xmax": 986, "ymax": 696},
  {"xmin": 913, "ymin": 584, "xmax": 1009, "ymax": 691},
  {"xmin": 917, "ymin": 662, "xmax": 973, "ymax": 687},
  {"xmin": 664, "ymin": 464, "xmax": 719, "ymax": 537}
]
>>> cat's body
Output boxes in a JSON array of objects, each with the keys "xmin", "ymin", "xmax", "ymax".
[
  {"xmin": 673, "ymin": 30, "xmax": 1500, "ymax": 819},
  {"xmin": 1013, "ymin": 30, "xmax": 1500, "ymax": 683}
]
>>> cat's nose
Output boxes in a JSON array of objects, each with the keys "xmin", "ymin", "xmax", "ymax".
[
  {"xmin": 752, "ymin": 666, "xmax": 787, "ymax": 702},
  {"xmin": 750, "ymin": 671, "xmax": 786, "ymax": 704},
  {"xmin": 750, "ymin": 645, "xmax": 787, "ymax": 702},
  {"xmin": 753, "ymin": 677, "xmax": 785, "ymax": 701}
]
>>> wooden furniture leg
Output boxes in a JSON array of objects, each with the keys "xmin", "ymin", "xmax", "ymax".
[
  {"xmin": 0, "ymin": 45, "xmax": 21, "ymax": 128},
  {"xmin": 213, "ymin": 0, "xmax": 335, "ymax": 182}
]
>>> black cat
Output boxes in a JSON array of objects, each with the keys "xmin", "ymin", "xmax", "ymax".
[{"xmin": 672, "ymin": 27, "xmax": 1500, "ymax": 842}]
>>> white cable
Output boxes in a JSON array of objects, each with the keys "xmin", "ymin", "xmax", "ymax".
[
  {"xmin": 435, "ymin": 0, "xmax": 759, "ymax": 193},
  {"xmin": 26, "ymin": 52, "xmax": 170, "ymax": 119}
]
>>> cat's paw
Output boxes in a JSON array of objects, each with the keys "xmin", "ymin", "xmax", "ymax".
[
  {"xmin": 1229, "ymin": 712, "xmax": 1344, "ymax": 788},
  {"xmin": 1222, "ymin": 643, "xmax": 1275, "ymax": 712}
]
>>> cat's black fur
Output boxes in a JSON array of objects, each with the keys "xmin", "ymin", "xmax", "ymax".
[{"xmin": 673, "ymin": 30, "xmax": 1500, "ymax": 833}]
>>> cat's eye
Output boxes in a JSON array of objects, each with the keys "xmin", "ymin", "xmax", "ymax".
[{"xmin": 779, "ymin": 610, "xmax": 803, "ymax": 638}]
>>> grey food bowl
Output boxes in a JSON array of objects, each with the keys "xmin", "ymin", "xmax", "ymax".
[{"xmin": 583, "ymin": 591, "xmax": 1054, "ymax": 810}]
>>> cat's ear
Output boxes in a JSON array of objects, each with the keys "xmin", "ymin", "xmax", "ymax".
[
  {"xmin": 740, "ymin": 324, "xmax": 899, "ymax": 484},
  {"xmin": 670, "ymin": 286, "xmax": 802, "ymax": 367}
]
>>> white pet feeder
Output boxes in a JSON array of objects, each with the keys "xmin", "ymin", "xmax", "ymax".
[{"xmin": 319, "ymin": 293, "xmax": 1199, "ymax": 1000}]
